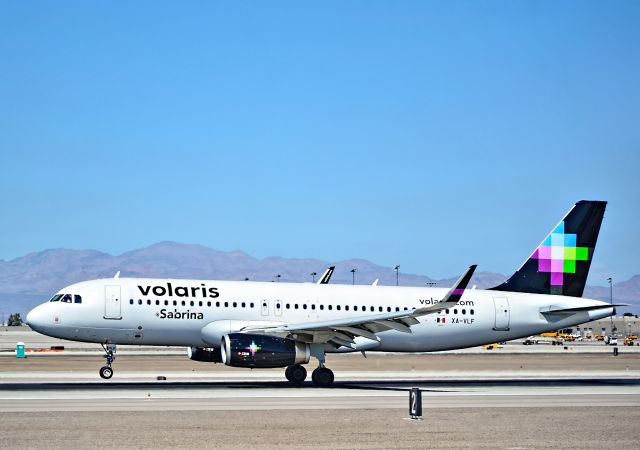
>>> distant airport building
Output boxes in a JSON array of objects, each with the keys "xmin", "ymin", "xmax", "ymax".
[{"xmin": 561, "ymin": 315, "xmax": 640, "ymax": 337}]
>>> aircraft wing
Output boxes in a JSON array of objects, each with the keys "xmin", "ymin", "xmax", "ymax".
[{"xmin": 241, "ymin": 265, "xmax": 477, "ymax": 348}]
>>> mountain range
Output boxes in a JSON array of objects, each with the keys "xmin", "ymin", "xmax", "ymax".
[{"xmin": 1, "ymin": 241, "xmax": 638, "ymax": 319}]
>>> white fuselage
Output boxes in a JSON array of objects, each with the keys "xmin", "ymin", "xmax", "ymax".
[{"xmin": 26, "ymin": 277, "xmax": 613, "ymax": 352}]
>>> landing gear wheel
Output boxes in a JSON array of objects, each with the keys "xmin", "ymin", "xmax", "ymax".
[
  {"xmin": 286, "ymin": 364, "xmax": 307, "ymax": 385},
  {"xmin": 311, "ymin": 367, "xmax": 334, "ymax": 387},
  {"xmin": 99, "ymin": 366, "xmax": 113, "ymax": 379},
  {"xmin": 99, "ymin": 343, "xmax": 116, "ymax": 380}
]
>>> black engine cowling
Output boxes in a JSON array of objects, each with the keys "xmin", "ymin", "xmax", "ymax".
[
  {"xmin": 187, "ymin": 346, "xmax": 223, "ymax": 363},
  {"xmin": 221, "ymin": 333, "xmax": 310, "ymax": 368}
]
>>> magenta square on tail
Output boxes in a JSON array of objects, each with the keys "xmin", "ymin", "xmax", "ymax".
[
  {"xmin": 550, "ymin": 272, "xmax": 564, "ymax": 286},
  {"xmin": 538, "ymin": 246, "xmax": 552, "ymax": 259},
  {"xmin": 538, "ymin": 259, "xmax": 551, "ymax": 272},
  {"xmin": 551, "ymin": 259, "xmax": 564, "ymax": 272}
]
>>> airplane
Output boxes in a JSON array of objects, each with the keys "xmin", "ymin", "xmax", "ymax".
[{"xmin": 26, "ymin": 200, "xmax": 622, "ymax": 387}]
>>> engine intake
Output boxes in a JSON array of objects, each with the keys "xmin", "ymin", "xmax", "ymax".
[
  {"xmin": 221, "ymin": 333, "xmax": 310, "ymax": 368},
  {"xmin": 187, "ymin": 346, "xmax": 222, "ymax": 363}
]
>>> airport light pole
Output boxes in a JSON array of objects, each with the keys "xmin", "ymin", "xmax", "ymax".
[
  {"xmin": 607, "ymin": 277, "xmax": 616, "ymax": 337},
  {"xmin": 394, "ymin": 265, "xmax": 400, "ymax": 286},
  {"xmin": 351, "ymin": 268, "xmax": 357, "ymax": 285},
  {"xmin": 310, "ymin": 272, "xmax": 317, "ymax": 283}
]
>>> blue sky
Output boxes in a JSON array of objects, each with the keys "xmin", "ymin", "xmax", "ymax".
[{"xmin": 1, "ymin": 2, "xmax": 639, "ymax": 284}]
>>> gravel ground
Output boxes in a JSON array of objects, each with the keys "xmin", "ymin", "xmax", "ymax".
[{"xmin": 2, "ymin": 407, "xmax": 638, "ymax": 449}]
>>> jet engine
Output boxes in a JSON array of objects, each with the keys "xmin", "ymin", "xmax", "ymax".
[
  {"xmin": 187, "ymin": 346, "xmax": 223, "ymax": 363},
  {"xmin": 221, "ymin": 333, "xmax": 310, "ymax": 368}
]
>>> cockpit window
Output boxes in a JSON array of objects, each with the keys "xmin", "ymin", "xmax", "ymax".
[
  {"xmin": 74, "ymin": 295, "xmax": 82, "ymax": 304},
  {"xmin": 60, "ymin": 294, "xmax": 73, "ymax": 303},
  {"xmin": 49, "ymin": 294, "xmax": 62, "ymax": 302}
]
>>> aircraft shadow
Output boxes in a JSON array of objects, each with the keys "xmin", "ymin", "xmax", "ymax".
[{"xmin": 0, "ymin": 377, "xmax": 637, "ymax": 392}]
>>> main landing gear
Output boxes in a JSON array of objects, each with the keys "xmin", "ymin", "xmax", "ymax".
[
  {"xmin": 99, "ymin": 343, "xmax": 116, "ymax": 379},
  {"xmin": 284, "ymin": 364, "xmax": 307, "ymax": 384},
  {"xmin": 311, "ymin": 367, "xmax": 334, "ymax": 387},
  {"xmin": 284, "ymin": 364, "xmax": 334, "ymax": 387},
  {"xmin": 284, "ymin": 346, "xmax": 335, "ymax": 387}
]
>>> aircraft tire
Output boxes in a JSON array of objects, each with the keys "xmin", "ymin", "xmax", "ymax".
[
  {"xmin": 99, "ymin": 366, "xmax": 113, "ymax": 379},
  {"xmin": 289, "ymin": 364, "xmax": 307, "ymax": 384},
  {"xmin": 284, "ymin": 365, "xmax": 293, "ymax": 382},
  {"xmin": 311, "ymin": 367, "xmax": 334, "ymax": 387}
]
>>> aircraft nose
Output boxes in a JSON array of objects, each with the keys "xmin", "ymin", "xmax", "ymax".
[{"xmin": 26, "ymin": 305, "xmax": 45, "ymax": 330}]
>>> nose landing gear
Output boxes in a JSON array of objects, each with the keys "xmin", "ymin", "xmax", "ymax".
[{"xmin": 99, "ymin": 343, "xmax": 116, "ymax": 379}]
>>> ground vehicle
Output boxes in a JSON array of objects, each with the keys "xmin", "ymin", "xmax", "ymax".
[
  {"xmin": 628, "ymin": 335, "xmax": 638, "ymax": 340},
  {"xmin": 563, "ymin": 335, "xmax": 575, "ymax": 342},
  {"xmin": 483, "ymin": 343, "xmax": 502, "ymax": 350},
  {"xmin": 541, "ymin": 332, "xmax": 560, "ymax": 338},
  {"xmin": 624, "ymin": 339, "xmax": 634, "ymax": 346},
  {"xmin": 595, "ymin": 335, "xmax": 605, "ymax": 341}
]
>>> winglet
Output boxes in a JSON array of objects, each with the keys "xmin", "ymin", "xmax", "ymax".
[
  {"xmin": 317, "ymin": 266, "xmax": 335, "ymax": 284},
  {"xmin": 440, "ymin": 264, "xmax": 477, "ymax": 305},
  {"xmin": 413, "ymin": 265, "xmax": 477, "ymax": 315}
]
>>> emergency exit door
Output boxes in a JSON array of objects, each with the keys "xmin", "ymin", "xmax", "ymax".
[{"xmin": 105, "ymin": 285, "xmax": 122, "ymax": 319}]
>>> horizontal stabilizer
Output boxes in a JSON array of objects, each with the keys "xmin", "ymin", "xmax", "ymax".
[{"xmin": 541, "ymin": 303, "xmax": 627, "ymax": 315}]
